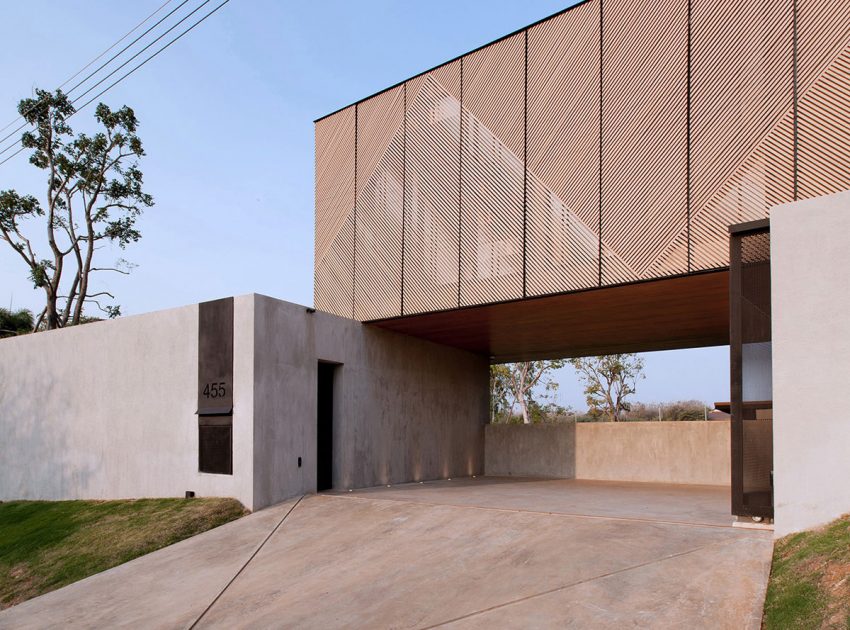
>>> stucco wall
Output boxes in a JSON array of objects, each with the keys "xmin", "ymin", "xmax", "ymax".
[
  {"xmin": 575, "ymin": 421, "xmax": 730, "ymax": 485},
  {"xmin": 772, "ymin": 190, "xmax": 850, "ymax": 537},
  {"xmin": 0, "ymin": 297, "xmax": 256, "ymax": 508},
  {"xmin": 484, "ymin": 421, "xmax": 730, "ymax": 486}
]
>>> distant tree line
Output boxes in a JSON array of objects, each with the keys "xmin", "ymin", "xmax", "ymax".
[{"xmin": 490, "ymin": 354, "xmax": 714, "ymax": 424}]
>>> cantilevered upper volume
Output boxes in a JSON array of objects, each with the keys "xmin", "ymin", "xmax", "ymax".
[{"xmin": 314, "ymin": 0, "xmax": 850, "ymax": 326}]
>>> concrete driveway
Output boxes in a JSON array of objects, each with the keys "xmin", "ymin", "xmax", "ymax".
[{"xmin": 0, "ymin": 478, "xmax": 773, "ymax": 629}]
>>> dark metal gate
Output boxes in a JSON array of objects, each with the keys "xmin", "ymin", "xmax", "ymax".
[{"xmin": 729, "ymin": 219, "xmax": 773, "ymax": 519}]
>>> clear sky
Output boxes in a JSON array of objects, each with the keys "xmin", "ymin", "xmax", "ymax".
[{"xmin": 0, "ymin": 0, "xmax": 728, "ymax": 407}]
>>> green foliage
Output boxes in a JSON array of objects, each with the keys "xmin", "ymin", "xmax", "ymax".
[
  {"xmin": 489, "ymin": 364, "xmax": 512, "ymax": 422},
  {"xmin": 489, "ymin": 360, "xmax": 566, "ymax": 424},
  {"xmin": 0, "ymin": 498, "xmax": 246, "ymax": 609},
  {"xmin": 763, "ymin": 513, "xmax": 850, "ymax": 629},
  {"xmin": 0, "ymin": 308, "xmax": 34, "ymax": 337},
  {"xmin": 568, "ymin": 354, "xmax": 645, "ymax": 422},
  {"xmin": 0, "ymin": 89, "xmax": 153, "ymax": 329}
]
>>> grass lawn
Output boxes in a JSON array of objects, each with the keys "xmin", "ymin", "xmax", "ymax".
[
  {"xmin": 763, "ymin": 513, "xmax": 850, "ymax": 629},
  {"xmin": 0, "ymin": 497, "xmax": 247, "ymax": 609}
]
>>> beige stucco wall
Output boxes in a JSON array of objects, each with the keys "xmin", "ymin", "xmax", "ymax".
[
  {"xmin": 772, "ymin": 189, "xmax": 850, "ymax": 537},
  {"xmin": 485, "ymin": 421, "xmax": 730, "ymax": 486},
  {"xmin": 575, "ymin": 421, "xmax": 730, "ymax": 485}
]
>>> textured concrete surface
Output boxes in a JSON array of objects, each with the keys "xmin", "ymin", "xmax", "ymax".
[
  {"xmin": 575, "ymin": 420, "xmax": 731, "ymax": 485},
  {"xmin": 312, "ymin": 308, "xmax": 488, "ymax": 490},
  {"xmin": 1, "ymin": 479, "xmax": 772, "ymax": 629},
  {"xmin": 0, "ymin": 297, "xmax": 257, "ymax": 508},
  {"xmin": 350, "ymin": 477, "xmax": 733, "ymax": 526},
  {"xmin": 485, "ymin": 422, "xmax": 730, "ymax": 485},
  {"xmin": 0, "ymin": 499, "xmax": 298, "ymax": 629},
  {"xmin": 485, "ymin": 423, "xmax": 576, "ymax": 478},
  {"xmin": 0, "ymin": 293, "xmax": 487, "ymax": 510},
  {"xmin": 772, "ymin": 190, "xmax": 850, "ymax": 537}
]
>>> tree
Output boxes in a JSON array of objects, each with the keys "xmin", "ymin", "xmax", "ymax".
[
  {"xmin": 489, "ymin": 364, "xmax": 512, "ymax": 422},
  {"xmin": 568, "ymin": 354, "xmax": 645, "ymax": 422},
  {"xmin": 0, "ymin": 307, "xmax": 34, "ymax": 338},
  {"xmin": 490, "ymin": 360, "xmax": 566, "ymax": 424},
  {"xmin": 0, "ymin": 89, "xmax": 153, "ymax": 331}
]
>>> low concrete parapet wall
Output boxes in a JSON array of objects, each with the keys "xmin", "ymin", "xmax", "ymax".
[
  {"xmin": 485, "ymin": 424, "xmax": 576, "ymax": 478},
  {"xmin": 485, "ymin": 421, "xmax": 730, "ymax": 486},
  {"xmin": 576, "ymin": 420, "xmax": 730, "ymax": 486}
]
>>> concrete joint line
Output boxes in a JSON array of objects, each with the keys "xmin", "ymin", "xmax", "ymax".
[
  {"xmin": 422, "ymin": 538, "xmax": 743, "ymax": 629},
  {"xmin": 187, "ymin": 496, "xmax": 304, "ymax": 630},
  {"xmin": 328, "ymin": 492, "xmax": 737, "ymax": 530}
]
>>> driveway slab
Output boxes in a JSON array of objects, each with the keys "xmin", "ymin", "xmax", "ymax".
[{"xmin": 0, "ymin": 479, "xmax": 772, "ymax": 629}]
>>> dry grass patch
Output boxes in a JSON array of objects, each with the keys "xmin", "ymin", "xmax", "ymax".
[
  {"xmin": 0, "ymin": 498, "xmax": 247, "ymax": 609},
  {"xmin": 764, "ymin": 513, "xmax": 850, "ymax": 629}
]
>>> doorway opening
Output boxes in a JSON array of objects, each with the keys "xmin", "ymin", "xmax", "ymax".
[{"xmin": 317, "ymin": 362, "xmax": 338, "ymax": 492}]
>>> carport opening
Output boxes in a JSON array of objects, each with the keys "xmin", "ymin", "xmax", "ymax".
[
  {"xmin": 317, "ymin": 361, "xmax": 338, "ymax": 492},
  {"xmin": 486, "ymin": 347, "xmax": 736, "ymax": 493}
]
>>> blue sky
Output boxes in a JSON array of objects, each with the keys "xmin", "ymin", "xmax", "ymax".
[{"xmin": 0, "ymin": 0, "xmax": 728, "ymax": 407}]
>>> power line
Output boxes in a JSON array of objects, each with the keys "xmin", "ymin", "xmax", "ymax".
[
  {"xmin": 0, "ymin": 0, "xmax": 231, "ymax": 169},
  {"xmin": 70, "ymin": 0, "xmax": 214, "ymax": 108},
  {"xmin": 0, "ymin": 0, "xmax": 183, "ymax": 145}
]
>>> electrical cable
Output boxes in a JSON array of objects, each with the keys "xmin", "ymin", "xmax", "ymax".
[
  {"xmin": 0, "ymin": 0, "xmax": 187, "ymax": 147},
  {"xmin": 0, "ymin": 0, "xmax": 231, "ymax": 168}
]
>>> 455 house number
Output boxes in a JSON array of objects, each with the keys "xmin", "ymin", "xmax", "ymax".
[{"xmin": 202, "ymin": 382, "xmax": 228, "ymax": 399}]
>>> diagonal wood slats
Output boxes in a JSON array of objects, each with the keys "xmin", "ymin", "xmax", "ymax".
[
  {"xmin": 315, "ymin": 108, "xmax": 355, "ymax": 267},
  {"xmin": 315, "ymin": 213, "xmax": 355, "ymax": 318},
  {"xmin": 601, "ymin": 0, "xmax": 688, "ymax": 284},
  {"xmin": 798, "ymin": 0, "xmax": 850, "ymax": 199},
  {"xmin": 315, "ymin": 0, "xmax": 849, "ymax": 321},
  {"xmin": 354, "ymin": 87, "xmax": 405, "ymax": 320},
  {"xmin": 459, "ymin": 34, "xmax": 524, "ymax": 306},
  {"xmin": 690, "ymin": 0, "xmax": 793, "ymax": 271},
  {"xmin": 402, "ymin": 68, "xmax": 461, "ymax": 315},
  {"xmin": 526, "ymin": 1, "xmax": 600, "ymax": 296}
]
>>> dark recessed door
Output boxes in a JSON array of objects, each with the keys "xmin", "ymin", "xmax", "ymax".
[{"xmin": 317, "ymin": 363, "xmax": 336, "ymax": 492}]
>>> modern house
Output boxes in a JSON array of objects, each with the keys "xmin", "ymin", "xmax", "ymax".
[
  {"xmin": 1, "ymin": 0, "xmax": 848, "ymax": 538},
  {"xmin": 312, "ymin": 0, "xmax": 850, "ymax": 533}
]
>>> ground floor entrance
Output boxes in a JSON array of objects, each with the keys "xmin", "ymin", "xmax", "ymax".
[{"xmin": 2, "ymin": 477, "xmax": 773, "ymax": 629}]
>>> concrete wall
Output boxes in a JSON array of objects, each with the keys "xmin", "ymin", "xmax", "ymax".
[
  {"xmin": 575, "ymin": 421, "xmax": 730, "ymax": 485},
  {"xmin": 485, "ymin": 421, "xmax": 730, "ymax": 486},
  {"xmin": 772, "ymin": 190, "xmax": 850, "ymax": 537},
  {"xmin": 485, "ymin": 424, "xmax": 575, "ymax": 478},
  {"xmin": 0, "ymin": 293, "xmax": 488, "ymax": 511},
  {"xmin": 250, "ymin": 294, "xmax": 488, "ymax": 501},
  {"xmin": 0, "ymin": 297, "xmax": 256, "ymax": 509},
  {"xmin": 312, "ymin": 306, "xmax": 488, "ymax": 489}
]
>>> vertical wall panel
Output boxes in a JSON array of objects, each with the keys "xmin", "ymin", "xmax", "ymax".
[
  {"xmin": 315, "ymin": 108, "xmax": 355, "ymax": 317},
  {"xmin": 459, "ymin": 34, "xmax": 524, "ymax": 306},
  {"xmin": 797, "ymin": 0, "xmax": 850, "ymax": 199},
  {"xmin": 690, "ymin": 0, "xmax": 794, "ymax": 270},
  {"xmin": 354, "ymin": 87, "xmax": 405, "ymax": 320},
  {"xmin": 526, "ymin": 1, "xmax": 600, "ymax": 296},
  {"xmin": 315, "ymin": 213, "xmax": 355, "ymax": 318},
  {"xmin": 402, "ymin": 65, "xmax": 461, "ymax": 315},
  {"xmin": 601, "ymin": 0, "xmax": 688, "ymax": 284}
]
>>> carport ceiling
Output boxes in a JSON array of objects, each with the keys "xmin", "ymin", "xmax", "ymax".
[{"xmin": 369, "ymin": 270, "xmax": 730, "ymax": 363}]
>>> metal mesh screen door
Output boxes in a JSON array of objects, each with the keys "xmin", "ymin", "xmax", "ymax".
[{"xmin": 729, "ymin": 220, "xmax": 773, "ymax": 519}]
